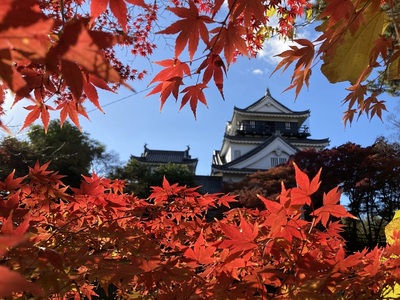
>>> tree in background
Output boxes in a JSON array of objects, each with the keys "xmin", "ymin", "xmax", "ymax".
[
  {"xmin": 0, "ymin": 120, "xmax": 118, "ymax": 187},
  {"xmin": 0, "ymin": 137, "xmax": 36, "ymax": 179},
  {"xmin": 91, "ymin": 149, "xmax": 121, "ymax": 177},
  {"xmin": 110, "ymin": 159, "xmax": 195, "ymax": 198},
  {"xmin": 27, "ymin": 120, "xmax": 105, "ymax": 187},
  {"xmin": 293, "ymin": 139, "xmax": 400, "ymax": 250},
  {"xmin": 109, "ymin": 158, "xmax": 152, "ymax": 198},
  {"xmin": 149, "ymin": 163, "xmax": 195, "ymax": 188},
  {"xmin": 223, "ymin": 163, "xmax": 295, "ymax": 210},
  {"xmin": 230, "ymin": 139, "xmax": 400, "ymax": 250}
]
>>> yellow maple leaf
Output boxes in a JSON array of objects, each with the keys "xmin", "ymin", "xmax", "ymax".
[
  {"xmin": 320, "ymin": 5, "xmax": 386, "ymax": 84},
  {"xmin": 385, "ymin": 210, "xmax": 400, "ymax": 246},
  {"xmin": 382, "ymin": 210, "xmax": 400, "ymax": 299}
]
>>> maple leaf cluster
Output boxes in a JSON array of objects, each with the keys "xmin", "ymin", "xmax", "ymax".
[
  {"xmin": 0, "ymin": 0, "xmax": 157, "ymax": 132},
  {"xmin": 148, "ymin": 0, "xmax": 313, "ymax": 117},
  {"xmin": 273, "ymin": 0, "xmax": 400, "ymax": 124},
  {"xmin": 0, "ymin": 0, "xmax": 396, "ymax": 130},
  {"xmin": 1, "ymin": 162, "xmax": 400, "ymax": 298}
]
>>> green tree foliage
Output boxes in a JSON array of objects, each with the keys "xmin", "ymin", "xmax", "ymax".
[
  {"xmin": 110, "ymin": 159, "xmax": 196, "ymax": 198},
  {"xmin": 110, "ymin": 158, "xmax": 152, "ymax": 198},
  {"xmin": 0, "ymin": 120, "xmax": 118, "ymax": 187},
  {"xmin": 28, "ymin": 120, "xmax": 107, "ymax": 187},
  {"xmin": 149, "ymin": 163, "xmax": 195, "ymax": 187},
  {"xmin": 0, "ymin": 137, "xmax": 36, "ymax": 179}
]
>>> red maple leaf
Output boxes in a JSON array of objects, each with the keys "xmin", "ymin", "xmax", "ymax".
[
  {"xmin": 90, "ymin": 0, "xmax": 147, "ymax": 32},
  {"xmin": 216, "ymin": 194, "xmax": 238, "ymax": 208},
  {"xmin": 258, "ymin": 195, "xmax": 290, "ymax": 236},
  {"xmin": 57, "ymin": 100, "xmax": 89, "ymax": 129},
  {"xmin": 311, "ymin": 187, "xmax": 357, "ymax": 227},
  {"xmin": 49, "ymin": 19, "xmax": 123, "ymax": 89},
  {"xmin": 0, "ymin": 170, "xmax": 26, "ymax": 191},
  {"xmin": 158, "ymin": 0, "xmax": 213, "ymax": 61},
  {"xmin": 180, "ymin": 83, "xmax": 208, "ymax": 118},
  {"xmin": 83, "ymin": 80, "xmax": 105, "ymax": 113},
  {"xmin": 0, "ymin": 266, "xmax": 43, "ymax": 298},
  {"xmin": 79, "ymin": 283, "xmax": 99, "ymax": 300},
  {"xmin": 197, "ymin": 54, "xmax": 227, "ymax": 99},
  {"xmin": 20, "ymin": 100, "xmax": 52, "ymax": 133},
  {"xmin": 0, "ymin": 235, "xmax": 27, "ymax": 257},
  {"xmin": 61, "ymin": 60, "xmax": 84, "ymax": 101},
  {"xmin": 219, "ymin": 216, "xmax": 258, "ymax": 254},
  {"xmin": 228, "ymin": 0, "xmax": 266, "ymax": 28},
  {"xmin": 291, "ymin": 163, "xmax": 321, "ymax": 206},
  {"xmin": 28, "ymin": 161, "xmax": 65, "ymax": 186},
  {"xmin": 88, "ymin": 74, "xmax": 114, "ymax": 92},
  {"xmin": 273, "ymin": 39, "xmax": 315, "ymax": 98},
  {"xmin": 184, "ymin": 231, "xmax": 216, "ymax": 265},
  {"xmin": 210, "ymin": 23, "xmax": 249, "ymax": 66}
]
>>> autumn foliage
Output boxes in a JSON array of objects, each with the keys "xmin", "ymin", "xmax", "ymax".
[
  {"xmin": 1, "ymin": 0, "xmax": 398, "ymax": 131},
  {"xmin": 1, "ymin": 162, "xmax": 400, "ymax": 298}
]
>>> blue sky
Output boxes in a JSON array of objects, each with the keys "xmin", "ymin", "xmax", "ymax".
[
  {"xmin": 3, "ymin": 12, "xmax": 398, "ymax": 176},
  {"xmin": 77, "ymin": 59, "xmax": 395, "ymax": 176}
]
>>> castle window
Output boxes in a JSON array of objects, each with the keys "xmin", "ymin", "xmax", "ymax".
[
  {"xmin": 233, "ymin": 150, "xmax": 241, "ymax": 160},
  {"xmin": 285, "ymin": 122, "xmax": 291, "ymax": 130},
  {"xmin": 271, "ymin": 157, "xmax": 287, "ymax": 167}
]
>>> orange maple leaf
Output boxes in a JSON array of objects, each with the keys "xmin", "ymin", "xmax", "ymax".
[
  {"xmin": 311, "ymin": 187, "xmax": 357, "ymax": 227},
  {"xmin": 20, "ymin": 100, "xmax": 52, "ymax": 133},
  {"xmin": 180, "ymin": 83, "xmax": 208, "ymax": 118},
  {"xmin": 291, "ymin": 163, "xmax": 321, "ymax": 206},
  {"xmin": 219, "ymin": 216, "xmax": 258, "ymax": 254},
  {"xmin": 273, "ymin": 39, "xmax": 315, "ymax": 98},
  {"xmin": 0, "ymin": 266, "xmax": 43, "ymax": 298},
  {"xmin": 197, "ymin": 54, "xmax": 227, "ymax": 99},
  {"xmin": 210, "ymin": 23, "xmax": 249, "ymax": 66},
  {"xmin": 363, "ymin": 94, "xmax": 387, "ymax": 120},
  {"xmin": 184, "ymin": 231, "xmax": 216, "ymax": 265},
  {"xmin": 0, "ymin": 170, "xmax": 26, "ymax": 191},
  {"xmin": 228, "ymin": 0, "xmax": 266, "ymax": 28},
  {"xmin": 158, "ymin": 0, "xmax": 213, "ymax": 61},
  {"xmin": 57, "ymin": 100, "xmax": 89, "ymax": 129},
  {"xmin": 149, "ymin": 59, "xmax": 191, "ymax": 85},
  {"xmin": 148, "ymin": 59, "xmax": 195, "ymax": 110},
  {"xmin": 1, "ymin": 211, "xmax": 30, "ymax": 236},
  {"xmin": 147, "ymin": 77, "xmax": 184, "ymax": 110},
  {"xmin": 90, "ymin": 0, "xmax": 147, "ymax": 32}
]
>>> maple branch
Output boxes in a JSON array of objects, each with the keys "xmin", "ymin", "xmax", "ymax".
[
  {"xmin": 308, "ymin": 216, "xmax": 316, "ymax": 234},
  {"xmin": 59, "ymin": 0, "xmax": 66, "ymax": 23},
  {"xmin": 206, "ymin": 0, "xmax": 236, "ymax": 55}
]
